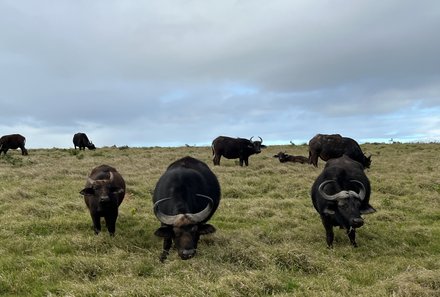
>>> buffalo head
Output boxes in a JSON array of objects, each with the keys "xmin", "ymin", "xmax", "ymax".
[
  {"xmin": 249, "ymin": 136, "xmax": 263, "ymax": 154},
  {"xmin": 80, "ymin": 172, "xmax": 124, "ymax": 213},
  {"xmin": 153, "ymin": 194, "xmax": 216, "ymax": 260}
]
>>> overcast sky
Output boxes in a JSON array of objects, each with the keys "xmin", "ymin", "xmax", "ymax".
[{"xmin": 1, "ymin": 1, "xmax": 440, "ymax": 148}]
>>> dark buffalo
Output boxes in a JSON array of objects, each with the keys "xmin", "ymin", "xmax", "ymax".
[
  {"xmin": 153, "ymin": 156, "xmax": 221, "ymax": 261},
  {"xmin": 212, "ymin": 136, "xmax": 264, "ymax": 166},
  {"xmin": 73, "ymin": 132, "xmax": 96, "ymax": 150},
  {"xmin": 311, "ymin": 155, "xmax": 376, "ymax": 248},
  {"xmin": 80, "ymin": 165, "xmax": 126, "ymax": 236},
  {"xmin": 308, "ymin": 134, "xmax": 371, "ymax": 168},
  {"xmin": 273, "ymin": 152, "xmax": 310, "ymax": 164},
  {"xmin": 0, "ymin": 134, "xmax": 28, "ymax": 155}
]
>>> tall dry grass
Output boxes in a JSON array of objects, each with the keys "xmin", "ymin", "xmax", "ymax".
[{"xmin": 0, "ymin": 143, "xmax": 439, "ymax": 296}]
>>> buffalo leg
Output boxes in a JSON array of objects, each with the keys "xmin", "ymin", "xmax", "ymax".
[
  {"xmin": 20, "ymin": 146, "xmax": 28, "ymax": 155},
  {"xmin": 244, "ymin": 158, "xmax": 249, "ymax": 166},
  {"xmin": 310, "ymin": 153, "xmax": 319, "ymax": 167},
  {"xmin": 347, "ymin": 228, "xmax": 357, "ymax": 247},
  {"xmin": 213, "ymin": 154, "xmax": 221, "ymax": 166},
  {"xmin": 322, "ymin": 218, "xmax": 334, "ymax": 248},
  {"xmin": 160, "ymin": 238, "xmax": 172, "ymax": 262},
  {"xmin": 105, "ymin": 214, "xmax": 117, "ymax": 236},
  {"xmin": 91, "ymin": 216, "xmax": 101, "ymax": 235}
]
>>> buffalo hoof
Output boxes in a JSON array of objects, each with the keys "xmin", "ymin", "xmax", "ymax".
[{"xmin": 159, "ymin": 251, "xmax": 169, "ymax": 263}]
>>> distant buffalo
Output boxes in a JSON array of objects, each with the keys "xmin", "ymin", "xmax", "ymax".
[
  {"xmin": 311, "ymin": 155, "xmax": 376, "ymax": 248},
  {"xmin": 153, "ymin": 156, "xmax": 221, "ymax": 261},
  {"xmin": 212, "ymin": 136, "xmax": 264, "ymax": 166},
  {"xmin": 308, "ymin": 134, "xmax": 371, "ymax": 168},
  {"xmin": 73, "ymin": 133, "xmax": 96, "ymax": 150},
  {"xmin": 273, "ymin": 152, "xmax": 310, "ymax": 164},
  {"xmin": 80, "ymin": 165, "xmax": 126, "ymax": 236},
  {"xmin": 0, "ymin": 134, "xmax": 28, "ymax": 155}
]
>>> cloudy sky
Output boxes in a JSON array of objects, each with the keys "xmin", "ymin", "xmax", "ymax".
[{"xmin": 1, "ymin": 1, "xmax": 440, "ymax": 148}]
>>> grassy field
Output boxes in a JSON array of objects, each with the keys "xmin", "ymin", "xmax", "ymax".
[{"xmin": 0, "ymin": 143, "xmax": 439, "ymax": 296}]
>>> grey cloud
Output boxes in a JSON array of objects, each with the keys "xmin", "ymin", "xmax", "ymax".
[{"xmin": 1, "ymin": 1, "xmax": 440, "ymax": 148}]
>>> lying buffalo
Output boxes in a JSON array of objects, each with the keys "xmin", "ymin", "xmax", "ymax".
[
  {"xmin": 0, "ymin": 134, "xmax": 28, "ymax": 155},
  {"xmin": 308, "ymin": 134, "xmax": 371, "ymax": 168},
  {"xmin": 273, "ymin": 152, "xmax": 309, "ymax": 164},
  {"xmin": 153, "ymin": 156, "xmax": 221, "ymax": 261},
  {"xmin": 73, "ymin": 132, "xmax": 96, "ymax": 150},
  {"xmin": 311, "ymin": 155, "xmax": 376, "ymax": 248},
  {"xmin": 212, "ymin": 136, "xmax": 264, "ymax": 166},
  {"xmin": 80, "ymin": 165, "xmax": 126, "ymax": 236}
]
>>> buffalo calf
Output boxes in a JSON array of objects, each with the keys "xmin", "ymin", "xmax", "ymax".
[
  {"xmin": 80, "ymin": 165, "xmax": 125, "ymax": 236},
  {"xmin": 273, "ymin": 152, "xmax": 309, "ymax": 164}
]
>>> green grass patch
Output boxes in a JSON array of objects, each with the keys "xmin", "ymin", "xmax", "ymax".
[{"xmin": 0, "ymin": 143, "xmax": 439, "ymax": 296}]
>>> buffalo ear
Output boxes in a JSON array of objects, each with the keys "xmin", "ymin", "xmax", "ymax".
[
  {"xmin": 198, "ymin": 224, "xmax": 216, "ymax": 235},
  {"xmin": 80, "ymin": 188, "xmax": 94, "ymax": 196},
  {"xmin": 154, "ymin": 226, "xmax": 174, "ymax": 238},
  {"xmin": 360, "ymin": 204, "xmax": 376, "ymax": 214}
]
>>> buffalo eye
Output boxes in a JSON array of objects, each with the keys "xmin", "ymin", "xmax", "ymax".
[{"xmin": 110, "ymin": 187, "xmax": 124, "ymax": 195}]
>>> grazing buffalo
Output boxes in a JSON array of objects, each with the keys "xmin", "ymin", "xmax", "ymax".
[
  {"xmin": 73, "ymin": 133, "xmax": 96, "ymax": 150},
  {"xmin": 80, "ymin": 165, "xmax": 126, "ymax": 236},
  {"xmin": 153, "ymin": 156, "xmax": 221, "ymax": 261},
  {"xmin": 308, "ymin": 134, "xmax": 371, "ymax": 168},
  {"xmin": 0, "ymin": 134, "xmax": 28, "ymax": 155},
  {"xmin": 212, "ymin": 136, "xmax": 264, "ymax": 166},
  {"xmin": 311, "ymin": 155, "xmax": 376, "ymax": 248},
  {"xmin": 273, "ymin": 152, "xmax": 310, "ymax": 164}
]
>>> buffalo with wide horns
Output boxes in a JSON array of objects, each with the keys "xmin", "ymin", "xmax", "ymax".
[
  {"xmin": 311, "ymin": 155, "xmax": 376, "ymax": 248},
  {"xmin": 153, "ymin": 156, "xmax": 221, "ymax": 261},
  {"xmin": 212, "ymin": 136, "xmax": 264, "ymax": 166}
]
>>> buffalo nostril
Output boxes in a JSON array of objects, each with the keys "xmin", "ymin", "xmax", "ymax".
[
  {"xmin": 100, "ymin": 196, "xmax": 110, "ymax": 203},
  {"xmin": 180, "ymin": 249, "xmax": 196, "ymax": 260},
  {"xmin": 352, "ymin": 218, "xmax": 364, "ymax": 227}
]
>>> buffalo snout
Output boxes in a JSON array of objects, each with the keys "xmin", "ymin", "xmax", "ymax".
[
  {"xmin": 99, "ymin": 195, "xmax": 110, "ymax": 203},
  {"xmin": 179, "ymin": 249, "xmax": 196, "ymax": 260},
  {"xmin": 351, "ymin": 217, "xmax": 364, "ymax": 228}
]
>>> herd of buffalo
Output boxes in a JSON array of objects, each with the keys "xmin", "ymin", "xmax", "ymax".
[{"xmin": 0, "ymin": 132, "xmax": 375, "ymax": 261}]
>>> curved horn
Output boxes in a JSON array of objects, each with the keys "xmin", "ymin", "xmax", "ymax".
[
  {"xmin": 250, "ymin": 136, "xmax": 254, "ymax": 142},
  {"xmin": 87, "ymin": 177, "xmax": 95, "ymax": 185},
  {"xmin": 350, "ymin": 180, "xmax": 366, "ymax": 201},
  {"xmin": 153, "ymin": 197, "xmax": 178, "ymax": 225},
  {"xmin": 318, "ymin": 180, "xmax": 350, "ymax": 201},
  {"xmin": 109, "ymin": 171, "xmax": 114, "ymax": 182},
  {"xmin": 186, "ymin": 194, "xmax": 214, "ymax": 223},
  {"xmin": 258, "ymin": 136, "xmax": 262, "ymax": 143},
  {"xmin": 153, "ymin": 195, "xmax": 214, "ymax": 225}
]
